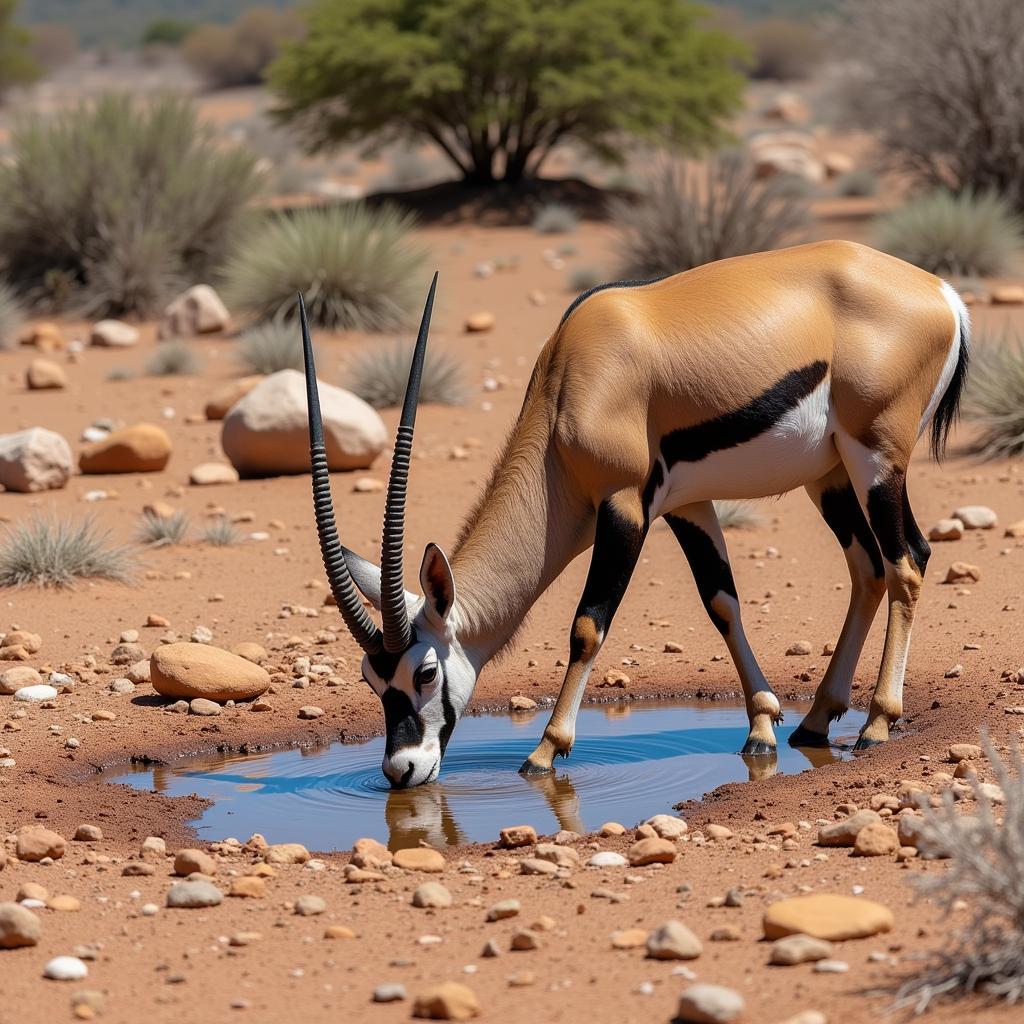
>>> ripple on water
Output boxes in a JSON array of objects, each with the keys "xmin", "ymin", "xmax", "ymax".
[{"xmin": 111, "ymin": 700, "xmax": 867, "ymax": 851}]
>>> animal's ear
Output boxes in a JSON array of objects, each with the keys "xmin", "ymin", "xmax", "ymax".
[
  {"xmin": 419, "ymin": 543, "xmax": 456, "ymax": 628},
  {"xmin": 342, "ymin": 546, "xmax": 384, "ymax": 611}
]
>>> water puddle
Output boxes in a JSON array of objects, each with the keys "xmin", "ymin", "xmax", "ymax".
[{"xmin": 109, "ymin": 700, "xmax": 866, "ymax": 851}]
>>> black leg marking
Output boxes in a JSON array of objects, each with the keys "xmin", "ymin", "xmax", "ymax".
[
  {"xmin": 666, "ymin": 514, "xmax": 736, "ymax": 635},
  {"xmin": 819, "ymin": 483, "xmax": 884, "ymax": 578},
  {"xmin": 661, "ymin": 361, "xmax": 828, "ymax": 466},
  {"xmin": 902, "ymin": 482, "xmax": 930, "ymax": 575},
  {"xmin": 788, "ymin": 723, "xmax": 831, "ymax": 748},
  {"xmin": 866, "ymin": 468, "xmax": 907, "ymax": 566}
]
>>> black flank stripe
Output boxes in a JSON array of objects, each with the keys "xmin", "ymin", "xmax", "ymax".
[{"xmin": 661, "ymin": 361, "xmax": 829, "ymax": 466}]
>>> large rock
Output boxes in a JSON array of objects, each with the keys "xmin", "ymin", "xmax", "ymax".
[
  {"xmin": 26, "ymin": 358, "xmax": 66, "ymax": 390},
  {"xmin": 0, "ymin": 427, "xmax": 73, "ymax": 492},
  {"xmin": 0, "ymin": 901, "xmax": 42, "ymax": 948},
  {"xmin": 79, "ymin": 423, "xmax": 171, "ymax": 474},
  {"xmin": 204, "ymin": 376, "xmax": 264, "ymax": 421},
  {"xmin": 0, "ymin": 666, "xmax": 41, "ymax": 695},
  {"xmin": 221, "ymin": 370, "xmax": 387, "ymax": 477},
  {"xmin": 90, "ymin": 320, "xmax": 139, "ymax": 348},
  {"xmin": 151, "ymin": 643, "xmax": 270, "ymax": 703},
  {"xmin": 676, "ymin": 984, "xmax": 744, "ymax": 1024},
  {"xmin": 160, "ymin": 284, "xmax": 230, "ymax": 338},
  {"xmin": 952, "ymin": 505, "xmax": 997, "ymax": 530},
  {"xmin": 646, "ymin": 920, "xmax": 702, "ymax": 960},
  {"xmin": 763, "ymin": 894, "xmax": 894, "ymax": 941},
  {"xmin": 16, "ymin": 827, "xmax": 66, "ymax": 862},
  {"xmin": 817, "ymin": 809, "xmax": 881, "ymax": 847}
]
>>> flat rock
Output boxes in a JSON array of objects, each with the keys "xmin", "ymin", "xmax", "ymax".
[
  {"xmin": 817, "ymin": 809, "xmax": 881, "ymax": 847},
  {"xmin": 519, "ymin": 857, "xmax": 558, "ymax": 876},
  {"xmin": 499, "ymin": 825, "xmax": 536, "ymax": 848},
  {"xmin": 949, "ymin": 743, "xmax": 984, "ymax": 762},
  {"xmin": 412, "ymin": 982, "xmax": 480, "ymax": 1020},
  {"xmin": 533, "ymin": 843, "xmax": 579, "ymax": 869},
  {"xmin": 166, "ymin": 881, "xmax": 223, "ymax": 909},
  {"xmin": 295, "ymin": 895, "xmax": 327, "ymax": 916},
  {"xmin": 770, "ymin": 934, "xmax": 834, "ymax": 965},
  {"xmin": 393, "ymin": 847, "xmax": 445, "ymax": 873},
  {"xmin": 644, "ymin": 813, "xmax": 688, "ymax": 839},
  {"xmin": 373, "ymin": 984, "xmax": 406, "ymax": 1003},
  {"xmin": 189, "ymin": 697, "xmax": 221, "ymax": 716},
  {"xmin": 763, "ymin": 894, "xmax": 894, "ymax": 941},
  {"xmin": 11, "ymin": 683, "xmax": 53, "ymax": 703},
  {"xmin": 676, "ymin": 983, "xmax": 745, "ymax": 1023},
  {"xmin": 646, "ymin": 920, "xmax": 703, "ymax": 960},
  {"xmin": 412, "ymin": 882, "xmax": 452, "ymax": 909},
  {"xmin": 90, "ymin": 319, "xmax": 138, "ymax": 347},
  {"xmin": 508, "ymin": 695, "xmax": 537, "ymax": 711},
  {"xmin": 952, "ymin": 505, "xmax": 997, "ymax": 529},
  {"xmin": 627, "ymin": 837, "xmax": 676, "ymax": 866},
  {"xmin": 0, "ymin": 427, "xmax": 73, "ymax": 492},
  {"xmin": 928, "ymin": 518, "xmax": 964, "ymax": 542},
  {"xmin": 611, "ymin": 928, "xmax": 648, "ymax": 949},
  {"xmin": 0, "ymin": 901, "xmax": 42, "ymax": 948},
  {"xmin": 486, "ymin": 899, "xmax": 520, "ymax": 922},
  {"xmin": 945, "ymin": 561, "xmax": 981, "ymax": 584},
  {"xmin": 189, "ymin": 462, "xmax": 239, "ymax": 486},
  {"xmin": 229, "ymin": 876, "xmax": 265, "ymax": 898},
  {"xmin": 79, "ymin": 423, "xmax": 171, "ymax": 474},
  {"xmin": 151, "ymin": 643, "xmax": 270, "ymax": 702},
  {"xmin": 588, "ymin": 851, "xmax": 628, "ymax": 868}
]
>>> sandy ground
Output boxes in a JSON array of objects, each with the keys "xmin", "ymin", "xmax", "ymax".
[{"xmin": 2, "ymin": 78, "xmax": 1024, "ymax": 1022}]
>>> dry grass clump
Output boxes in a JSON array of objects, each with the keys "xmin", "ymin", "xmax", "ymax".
[
  {"xmin": 237, "ymin": 320, "xmax": 305, "ymax": 374},
  {"xmin": 0, "ymin": 514, "xmax": 135, "ymax": 588},
  {"xmin": 611, "ymin": 151, "xmax": 810, "ymax": 279},
  {"xmin": 201, "ymin": 518, "xmax": 242, "ymax": 546},
  {"xmin": 533, "ymin": 203, "xmax": 579, "ymax": 235},
  {"xmin": 962, "ymin": 330, "xmax": 1024, "ymax": 460},
  {"xmin": 875, "ymin": 190, "xmax": 1023, "ymax": 278},
  {"xmin": 223, "ymin": 203, "xmax": 427, "ymax": 331},
  {"xmin": 567, "ymin": 265, "xmax": 604, "ymax": 293},
  {"xmin": 893, "ymin": 736, "xmax": 1024, "ymax": 1013},
  {"xmin": 145, "ymin": 341, "xmax": 201, "ymax": 377},
  {"xmin": 347, "ymin": 342, "xmax": 466, "ymax": 410},
  {"xmin": 137, "ymin": 510, "xmax": 190, "ymax": 547},
  {"xmin": 0, "ymin": 280, "xmax": 25, "ymax": 350},
  {"xmin": 105, "ymin": 366, "xmax": 135, "ymax": 382},
  {"xmin": 835, "ymin": 169, "xmax": 878, "ymax": 198},
  {"xmin": 713, "ymin": 500, "xmax": 766, "ymax": 531}
]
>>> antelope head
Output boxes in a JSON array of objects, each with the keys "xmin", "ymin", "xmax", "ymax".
[{"xmin": 299, "ymin": 275, "xmax": 479, "ymax": 788}]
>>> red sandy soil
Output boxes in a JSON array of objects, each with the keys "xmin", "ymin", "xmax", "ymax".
[{"xmin": 2, "ymin": 113, "xmax": 1024, "ymax": 1024}]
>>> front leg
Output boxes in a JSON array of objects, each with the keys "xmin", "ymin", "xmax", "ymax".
[{"xmin": 519, "ymin": 492, "xmax": 646, "ymax": 775}]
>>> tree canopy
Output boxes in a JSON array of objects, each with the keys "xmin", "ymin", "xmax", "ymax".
[{"xmin": 270, "ymin": 0, "xmax": 748, "ymax": 184}]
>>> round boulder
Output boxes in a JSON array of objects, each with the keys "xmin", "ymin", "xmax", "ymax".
[
  {"xmin": 221, "ymin": 370, "xmax": 387, "ymax": 477},
  {"xmin": 151, "ymin": 643, "xmax": 271, "ymax": 703},
  {"xmin": 79, "ymin": 423, "xmax": 171, "ymax": 474},
  {"xmin": 0, "ymin": 427, "xmax": 73, "ymax": 492},
  {"xmin": 26, "ymin": 358, "xmax": 67, "ymax": 390},
  {"xmin": 0, "ymin": 902, "xmax": 42, "ymax": 948}
]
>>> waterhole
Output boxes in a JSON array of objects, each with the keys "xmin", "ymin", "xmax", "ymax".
[{"xmin": 110, "ymin": 700, "xmax": 866, "ymax": 851}]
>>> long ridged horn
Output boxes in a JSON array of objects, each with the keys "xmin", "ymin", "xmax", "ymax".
[
  {"xmin": 299, "ymin": 293, "xmax": 383, "ymax": 655},
  {"xmin": 380, "ymin": 271, "xmax": 438, "ymax": 653}
]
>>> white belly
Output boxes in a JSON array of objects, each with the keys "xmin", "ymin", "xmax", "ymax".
[{"xmin": 650, "ymin": 377, "xmax": 839, "ymax": 514}]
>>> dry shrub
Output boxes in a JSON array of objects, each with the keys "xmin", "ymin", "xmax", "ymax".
[
  {"xmin": 347, "ymin": 342, "xmax": 465, "ymax": 410},
  {"xmin": 611, "ymin": 151, "xmax": 810, "ymax": 278},
  {"xmin": 962, "ymin": 329, "xmax": 1024, "ymax": 461},
  {"xmin": 184, "ymin": 8, "xmax": 303, "ymax": 89},
  {"xmin": 533, "ymin": 203, "xmax": 579, "ymax": 235},
  {"xmin": 745, "ymin": 18, "xmax": 823, "ymax": 81},
  {"xmin": 714, "ymin": 500, "xmax": 766, "ymax": 531},
  {"xmin": 566, "ymin": 265, "xmax": 604, "ymax": 293},
  {"xmin": 894, "ymin": 736, "xmax": 1024, "ymax": 1012},
  {"xmin": 0, "ymin": 279, "xmax": 24, "ymax": 350},
  {"xmin": 237, "ymin": 320, "xmax": 307, "ymax": 375},
  {"xmin": 201, "ymin": 518, "xmax": 242, "ymax": 546},
  {"xmin": 137, "ymin": 510, "xmax": 190, "ymax": 547},
  {"xmin": 145, "ymin": 341, "xmax": 201, "ymax": 377}
]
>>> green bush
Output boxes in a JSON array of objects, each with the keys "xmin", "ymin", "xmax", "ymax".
[
  {"xmin": 0, "ymin": 94, "xmax": 263, "ymax": 317},
  {"xmin": 237, "ymin": 320, "xmax": 306, "ymax": 374},
  {"xmin": 0, "ymin": 280, "xmax": 24, "ymax": 350},
  {"xmin": 963, "ymin": 330, "xmax": 1024, "ymax": 461},
  {"xmin": 875, "ymin": 190, "xmax": 1023, "ymax": 278},
  {"xmin": 533, "ymin": 203, "xmax": 579, "ymax": 235},
  {"xmin": 347, "ymin": 342, "xmax": 466, "ymax": 409},
  {"xmin": 223, "ymin": 203, "xmax": 428, "ymax": 331},
  {"xmin": 141, "ymin": 17, "xmax": 195, "ymax": 47},
  {"xmin": 145, "ymin": 341, "xmax": 201, "ymax": 377},
  {"xmin": 611, "ymin": 151, "xmax": 810, "ymax": 278},
  {"xmin": 0, "ymin": 514, "xmax": 134, "ymax": 588}
]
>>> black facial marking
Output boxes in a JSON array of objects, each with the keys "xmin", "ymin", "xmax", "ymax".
[
  {"xmin": 666, "ymin": 514, "xmax": 737, "ymax": 635},
  {"xmin": 366, "ymin": 627, "xmax": 418, "ymax": 681},
  {"xmin": 559, "ymin": 276, "xmax": 667, "ymax": 327},
  {"xmin": 660, "ymin": 361, "xmax": 829, "ymax": 466},
  {"xmin": 901, "ymin": 482, "xmax": 930, "ymax": 575},
  {"xmin": 438, "ymin": 671, "xmax": 457, "ymax": 757},
  {"xmin": 381, "ymin": 686, "xmax": 424, "ymax": 758},
  {"xmin": 818, "ymin": 483, "xmax": 884, "ymax": 579},
  {"xmin": 866, "ymin": 468, "xmax": 907, "ymax": 566}
]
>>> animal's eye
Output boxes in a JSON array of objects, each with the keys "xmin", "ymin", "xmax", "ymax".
[{"xmin": 415, "ymin": 664, "xmax": 438, "ymax": 687}]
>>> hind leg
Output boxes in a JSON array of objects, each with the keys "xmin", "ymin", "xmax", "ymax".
[
  {"xmin": 791, "ymin": 465, "xmax": 887, "ymax": 747},
  {"xmin": 835, "ymin": 435, "xmax": 929, "ymax": 750},
  {"xmin": 666, "ymin": 502, "xmax": 781, "ymax": 755}
]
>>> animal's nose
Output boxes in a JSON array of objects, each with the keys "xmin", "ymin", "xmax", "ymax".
[{"xmin": 382, "ymin": 756, "xmax": 415, "ymax": 789}]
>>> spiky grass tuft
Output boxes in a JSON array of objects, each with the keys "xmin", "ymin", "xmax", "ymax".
[
  {"xmin": 533, "ymin": 203, "xmax": 579, "ymax": 235},
  {"xmin": 567, "ymin": 265, "xmax": 604, "ymax": 293},
  {"xmin": 137, "ymin": 510, "xmax": 190, "ymax": 547},
  {"xmin": 223, "ymin": 203, "xmax": 427, "ymax": 331},
  {"xmin": 835, "ymin": 169, "xmax": 879, "ymax": 197},
  {"xmin": 893, "ymin": 735, "xmax": 1024, "ymax": 1013},
  {"xmin": 347, "ymin": 342, "xmax": 466, "ymax": 409},
  {"xmin": 201, "ymin": 518, "xmax": 242, "ymax": 546},
  {"xmin": 237, "ymin": 320, "xmax": 306, "ymax": 374},
  {"xmin": 145, "ymin": 341, "xmax": 201, "ymax": 377},
  {"xmin": 713, "ymin": 500, "xmax": 767, "ymax": 530},
  {"xmin": 962, "ymin": 329, "xmax": 1024, "ymax": 460},
  {"xmin": 0, "ymin": 280, "xmax": 25, "ymax": 350},
  {"xmin": 0, "ymin": 514, "xmax": 135, "ymax": 588},
  {"xmin": 876, "ymin": 190, "xmax": 1024, "ymax": 278}
]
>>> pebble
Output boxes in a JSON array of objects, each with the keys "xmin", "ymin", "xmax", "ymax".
[
  {"xmin": 351, "ymin": 837, "xmax": 392, "ymax": 869},
  {"xmin": 627, "ymin": 837, "xmax": 676, "ymax": 866},
  {"xmin": 952, "ymin": 505, "xmax": 996, "ymax": 529},
  {"xmin": 510, "ymin": 928, "xmax": 540, "ymax": 951},
  {"xmin": 265, "ymin": 843, "xmax": 310, "ymax": 865},
  {"xmin": 43, "ymin": 956, "xmax": 89, "ymax": 981},
  {"xmin": 676, "ymin": 983, "xmax": 745, "ymax": 1024},
  {"xmin": 0, "ymin": 901, "xmax": 42, "ymax": 948},
  {"xmin": 588, "ymin": 851, "xmax": 628, "ymax": 868},
  {"xmin": 611, "ymin": 928, "xmax": 648, "ymax": 949},
  {"xmin": 599, "ymin": 822, "xmax": 626, "ymax": 837},
  {"xmin": 763, "ymin": 894, "xmax": 894, "ymax": 941},
  {"xmin": 646, "ymin": 920, "xmax": 703, "ymax": 960},
  {"xmin": 945, "ymin": 561, "xmax": 981, "ymax": 584},
  {"xmin": 189, "ymin": 698, "xmax": 221, "ymax": 716},
  {"xmin": 411, "ymin": 981, "xmax": 480, "ymax": 1020},
  {"xmin": 373, "ymin": 983, "xmax": 407, "ymax": 1003},
  {"xmin": 499, "ymin": 825, "xmax": 537, "ymax": 848},
  {"xmin": 519, "ymin": 858, "xmax": 558, "ymax": 876},
  {"xmin": 166, "ymin": 881, "xmax": 223, "ymax": 909},
  {"xmin": 786, "ymin": 640, "xmax": 812, "ymax": 656},
  {"xmin": 813, "ymin": 959, "xmax": 850, "ymax": 974},
  {"xmin": 323, "ymin": 925, "xmax": 355, "ymax": 940},
  {"xmin": 949, "ymin": 743, "xmax": 983, "ymax": 762},
  {"xmin": 14, "ymin": 684, "xmax": 59, "ymax": 703},
  {"xmin": 229, "ymin": 877, "xmax": 265, "ymax": 898},
  {"xmin": 929, "ymin": 518, "xmax": 964, "ymax": 541},
  {"xmin": 769, "ymin": 934, "xmax": 834, "ymax": 965},
  {"xmin": 298, "ymin": 705, "xmax": 325, "ymax": 719},
  {"xmin": 294, "ymin": 895, "xmax": 327, "ymax": 916},
  {"xmin": 486, "ymin": 899, "xmax": 520, "ymax": 922},
  {"xmin": 853, "ymin": 822, "xmax": 899, "ymax": 857},
  {"xmin": 394, "ymin": 848, "xmax": 446, "ymax": 873},
  {"xmin": 73, "ymin": 824, "xmax": 103, "ymax": 842},
  {"xmin": 0, "ymin": 666, "xmax": 41, "ymax": 694},
  {"xmin": 534, "ymin": 843, "xmax": 579, "ymax": 868},
  {"xmin": 48, "ymin": 895, "xmax": 81, "ymax": 912},
  {"xmin": 817, "ymin": 809, "xmax": 881, "ymax": 847},
  {"xmin": 413, "ymin": 882, "xmax": 453, "ymax": 909},
  {"xmin": 644, "ymin": 814, "xmax": 688, "ymax": 839},
  {"xmin": 508, "ymin": 695, "xmax": 537, "ymax": 711}
]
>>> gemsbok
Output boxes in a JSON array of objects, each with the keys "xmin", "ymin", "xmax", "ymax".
[{"xmin": 300, "ymin": 240, "xmax": 969, "ymax": 788}]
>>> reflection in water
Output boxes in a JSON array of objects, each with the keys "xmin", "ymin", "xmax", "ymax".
[{"xmin": 109, "ymin": 701, "xmax": 866, "ymax": 851}]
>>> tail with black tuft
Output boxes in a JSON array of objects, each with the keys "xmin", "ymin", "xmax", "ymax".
[{"xmin": 931, "ymin": 282, "xmax": 971, "ymax": 462}]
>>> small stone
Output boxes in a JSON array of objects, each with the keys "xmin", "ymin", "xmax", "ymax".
[
  {"xmin": 627, "ymin": 837, "xmax": 676, "ymax": 866},
  {"xmin": 599, "ymin": 822, "xmax": 626, "ymax": 837},
  {"xmin": 769, "ymin": 934, "xmax": 834, "ymax": 965},
  {"xmin": 499, "ymin": 825, "xmax": 537, "ymax": 848},
  {"xmin": 486, "ymin": 899, "xmax": 520, "ymax": 922},
  {"xmin": 588, "ymin": 851, "xmax": 628, "ymax": 868},
  {"xmin": 944, "ymin": 664, "xmax": 963, "ymax": 679},
  {"xmin": 264, "ymin": 843, "xmax": 310, "ymax": 865},
  {"xmin": 166, "ymin": 881, "xmax": 223, "ymax": 909},
  {"xmin": 26, "ymin": 357, "xmax": 67, "ymax": 390},
  {"xmin": 813, "ymin": 959, "xmax": 849, "ymax": 974},
  {"xmin": 481, "ymin": 938, "xmax": 502, "ymax": 957},
  {"xmin": 952, "ymin": 505, "xmax": 997, "ymax": 529},
  {"xmin": 294, "ymin": 894, "xmax": 326, "ymax": 916},
  {"xmin": 0, "ymin": 901, "xmax": 42, "ymax": 947},
  {"xmin": 189, "ymin": 462, "xmax": 239, "ymax": 486},
  {"xmin": 786, "ymin": 640, "xmax": 812, "ymax": 656},
  {"xmin": 413, "ymin": 882, "xmax": 453, "ymax": 909},
  {"xmin": 945, "ymin": 562, "xmax": 981, "ymax": 584},
  {"xmin": 0, "ymin": 666, "xmax": 42, "ymax": 694},
  {"xmin": 705, "ymin": 824, "xmax": 733, "ymax": 841},
  {"xmin": 373, "ymin": 984, "xmax": 406, "ymax": 1003},
  {"xmin": 644, "ymin": 814, "xmax": 688, "ymax": 839},
  {"xmin": 48, "ymin": 895, "xmax": 81, "ymax": 912},
  {"xmin": 393, "ymin": 848, "xmax": 446, "ymax": 873},
  {"xmin": 534, "ymin": 843, "xmax": 579, "ymax": 869},
  {"xmin": 949, "ymin": 743, "xmax": 984, "ymax": 762},
  {"xmin": 324, "ymin": 925, "xmax": 356, "ymax": 940},
  {"xmin": 519, "ymin": 857, "xmax": 558, "ymax": 876},
  {"xmin": 508, "ymin": 695, "xmax": 537, "ymax": 711},
  {"xmin": 929, "ymin": 518, "xmax": 964, "ymax": 542},
  {"xmin": 17, "ymin": 827, "xmax": 66, "ymax": 862},
  {"xmin": 412, "ymin": 982, "xmax": 481, "ymax": 1020},
  {"xmin": 1004, "ymin": 519, "xmax": 1024, "ymax": 539},
  {"xmin": 676, "ymin": 983, "xmax": 745, "ymax": 1024},
  {"xmin": 817, "ymin": 809, "xmax": 881, "ymax": 847},
  {"xmin": 351, "ymin": 837, "xmax": 392, "ymax": 870},
  {"xmin": 510, "ymin": 928, "xmax": 540, "ymax": 951},
  {"xmin": 991, "ymin": 286, "xmax": 1024, "ymax": 305},
  {"xmin": 763, "ymin": 894, "xmax": 894, "ymax": 940},
  {"xmin": 140, "ymin": 835, "xmax": 167, "ymax": 858},
  {"xmin": 229, "ymin": 876, "xmax": 265, "ymax": 898},
  {"xmin": 123, "ymin": 861, "xmax": 156, "ymax": 877},
  {"xmin": 73, "ymin": 824, "xmax": 103, "ymax": 842},
  {"xmin": 853, "ymin": 822, "xmax": 899, "ymax": 857},
  {"xmin": 174, "ymin": 849, "xmax": 217, "ymax": 876},
  {"xmin": 465, "ymin": 312, "xmax": 495, "ymax": 333},
  {"xmin": 611, "ymin": 928, "xmax": 648, "ymax": 949},
  {"xmin": 189, "ymin": 697, "xmax": 221, "ymax": 716},
  {"xmin": 14, "ymin": 684, "xmax": 59, "ymax": 703},
  {"xmin": 43, "ymin": 956, "xmax": 88, "ymax": 981},
  {"xmin": 646, "ymin": 920, "xmax": 702, "ymax": 960},
  {"xmin": 298, "ymin": 705, "xmax": 325, "ymax": 719}
]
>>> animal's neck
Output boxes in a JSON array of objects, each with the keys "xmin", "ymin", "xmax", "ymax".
[{"xmin": 449, "ymin": 407, "xmax": 589, "ymax": 666}]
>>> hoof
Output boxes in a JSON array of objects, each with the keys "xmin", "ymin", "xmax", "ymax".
[
  {"xmin": 741, "ymin": 738, "xmax": 776, "ymax": 757},
  {"xmin": 853, "ymin": 735, "xmax": 884, "ymax": 752},
  {"xmin": 788, "ymin": 724, "xmax": 830, "ymax": 749},
  {"xmin": 518, "ymin": 757, "xmax": 553, "ymax": 777}
]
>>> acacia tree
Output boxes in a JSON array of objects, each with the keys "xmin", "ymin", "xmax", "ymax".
[{"xmin": 270, "ymin": 0, "xmax": 747, "ymax": 185}]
